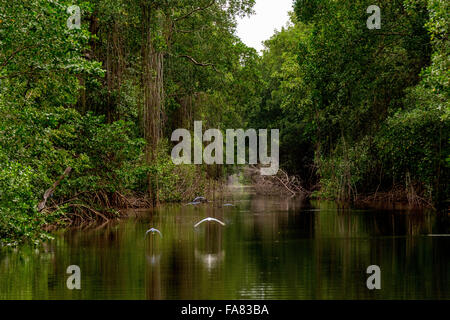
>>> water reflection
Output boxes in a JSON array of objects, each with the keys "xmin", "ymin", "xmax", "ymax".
[
  {"xmin": 0, "ymin": 190, "xmax": 449, "ymax": 300},
  {"xmin": 195, "ymin": 222, "xmax": 225, "ymax": 272},
  {"xmin": 145, "ymin": 250, "xmax": 162, "ymax": 300}
]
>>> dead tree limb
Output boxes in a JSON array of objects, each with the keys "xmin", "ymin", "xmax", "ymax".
[{"xmin": 37, "ymin": 166, "xmax": 72, "ymax": 212}]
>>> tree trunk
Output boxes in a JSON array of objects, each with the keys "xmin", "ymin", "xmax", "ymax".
[{"xmin": 141, "ymin": 3, "xmax": 164, "ymax": 205}]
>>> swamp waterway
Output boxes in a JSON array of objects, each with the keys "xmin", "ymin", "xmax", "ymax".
[{"xmin": 0, "ymin": 185, "xmax": 449, "ymax": 299}]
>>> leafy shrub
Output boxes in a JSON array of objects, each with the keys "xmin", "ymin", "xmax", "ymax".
[
  {"xmin": 145, "ymin": 141, "xmax": 211, "ymax": 203},
  {"xmin": 0, "ymin": 153, "xmax": 45, "ymax": 245},
  {"xmin": 315, "ymin": 138, "xmax": 374, "ymax": 200}
]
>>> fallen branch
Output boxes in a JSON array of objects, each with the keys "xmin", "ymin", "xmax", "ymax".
[
  {"xmin": 273, "ymin": 175, "xmax": 297, "ymax": 195},
  {"xmin": 245, "ymin": 166, "xmax": 311, "ymax": 197}
]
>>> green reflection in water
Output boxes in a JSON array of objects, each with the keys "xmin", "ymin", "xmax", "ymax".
[{"xmin": 0, "ymin": 191, "xmax": 449, "ymax": 300}]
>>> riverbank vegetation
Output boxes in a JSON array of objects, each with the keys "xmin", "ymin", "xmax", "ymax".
[
  {"xmin": 246, "ymin": 0, "xmax": 448, "ymax": 206},
  {"xmin": 0, "ymin": 0, "xmax": 448, "ymax": 245},
  {"xmin": 0, "ymin": 0, "xmax": 257, "ymax": 244}
]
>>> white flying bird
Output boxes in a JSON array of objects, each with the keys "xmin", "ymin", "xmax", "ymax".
[
  {"xmin": 145, "ymin": 228, "xmax": 163, "ymax": 238},
  {"xmin": 194, "ymin": 217, "xmax": 226, "ymax": 228}
]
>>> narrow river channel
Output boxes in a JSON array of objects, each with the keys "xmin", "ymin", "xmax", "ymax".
[{"xmin": 0, "ymin": 185, "xmax": 448, "ymax": 299}]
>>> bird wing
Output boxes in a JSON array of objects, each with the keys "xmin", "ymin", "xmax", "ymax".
[
  {"xmin": 194, "ymin": 217, "xmax": 226, "ymax": 228},
  {"xmin": 145, "ymin": 228, "xmax": 163, "ymax": 238},
  {"xmin": 209, "ymin": 218, "xmax": 226, "ymax": 226},
  {"xmin": 194, "ymin": 219, "xmax": 207, "ymax": 228}
]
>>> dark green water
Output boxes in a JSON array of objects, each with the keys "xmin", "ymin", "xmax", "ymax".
[{"xmin": 0, "ymin": 188, "xmax": 449, "ymax": 299}]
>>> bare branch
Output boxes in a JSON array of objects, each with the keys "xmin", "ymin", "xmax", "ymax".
[
  {"xmin": 174, "ymin": 0, "xmax": 215, "ymax": 22},
  {"xmin": 178, "ymin": 54, "xmax": 219, "ymax": 72}
]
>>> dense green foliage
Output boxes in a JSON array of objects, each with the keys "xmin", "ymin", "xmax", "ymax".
[
  {"xmin": 0, "ymin": 0, "xmax": 448, "ymax": 245},
  {"xmin": 0, "ymin": 0, "xmax": 256, "ymax": 244},
  {"xmin": 247, "ymin": 0, "xmax": 448, "ymax": 204}
]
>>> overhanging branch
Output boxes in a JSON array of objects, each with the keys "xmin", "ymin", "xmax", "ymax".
[
  {"xmin": 174, "ymin": 0, "xmax": 215, "ymax": 22},
  {"xmin": 178, "ymin": 54, "xmax": 219, "ymax": 73}
]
